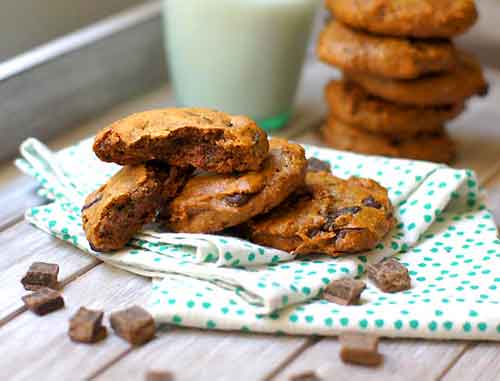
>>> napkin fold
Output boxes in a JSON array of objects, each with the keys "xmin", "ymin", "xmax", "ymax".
[{"xmin": 16, "ymin": 137, "xmax": 500, "ymax": 340}]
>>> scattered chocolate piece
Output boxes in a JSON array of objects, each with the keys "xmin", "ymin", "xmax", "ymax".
[
  {"xmin": 339, "ymin": 332, "xmax": 383, "ymax": 366},
  {"xmin": 21, "ymin": 262, "xmax": 59, "ymax": 291},
  {"xmin": 110, "ymin": 306, "xmax": 155, "ymax": 345},
  {"xmin": 69, "ymin": 307, "xmax": 107, "ymax": 343},
  {"xmin": 22, "ymin": 287, "xmax": 64, "ymax": 315},
  {"xmin": 307, "ymin": 157, "xmax": 331, "ymax": 173},
  {"xmin": 323, "ymin": 278, "xmax": 366, "ymax": 305},
  {"xmin": 367, "ymin": 258, "xmax": 411, "ymax": 293},
  {"xmin": 289, "ymin": 370, "xmax": 320, "ymax": 381},
  {"xmin": 145, "ymin": 370, "xmax": 174, "ymax": 381}
]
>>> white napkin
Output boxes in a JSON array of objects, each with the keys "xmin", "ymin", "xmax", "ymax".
[{"xmin": 16, "ymin": 137, "xmax": 500, "ymax": 340}]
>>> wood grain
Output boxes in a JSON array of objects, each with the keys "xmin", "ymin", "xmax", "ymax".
[
  {"xmin": 441, "ymin": 343, "xmax": 500, "ymax": 381},
  {"xmin": 272, "ymin": 338, "xmax": 468, "ymax": 381},
  {"xmin": 95, "ymin": 329, "xmax": 309, "ymax": 381}
]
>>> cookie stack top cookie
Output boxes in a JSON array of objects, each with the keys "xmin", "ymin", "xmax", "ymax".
[{"xmin": 317, "ymin": 0, "xmax": 488, "ymax": 164}]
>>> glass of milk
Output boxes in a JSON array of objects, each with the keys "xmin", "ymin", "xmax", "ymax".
[{"xmin": 163, "ymin": 0, "xmax": 320, "ymax": 131}]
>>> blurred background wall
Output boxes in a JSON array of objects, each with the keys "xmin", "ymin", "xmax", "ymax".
[{"xmin": 0, "ymin": 0, "xmax": 147, "ymax": 62}]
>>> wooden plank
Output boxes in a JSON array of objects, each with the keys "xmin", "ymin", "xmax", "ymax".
[
  {"xmin": 0, "ymin": 168, "xmax": 43, "ymax": 230},
  {"xmin": 0, "ymin": 265, "xmax": 150, "ymax": 381},
  {"xmin": 272, "ymin": 338, "xmax": 468, "ymax": 381},
  {"xmin": 441, "ymin": 343, "xmax": 500, "ymax": 381},
  {"xmin": 0, "ymin": 2, "xmax": 167, "ymax": 161},
  {"xmin": 0, "ymin": 221, "xmax": 98, "ymax": 322},
  {"xmin": 94, "ymin": 330, "xmax": 310, "ymax": 381}
]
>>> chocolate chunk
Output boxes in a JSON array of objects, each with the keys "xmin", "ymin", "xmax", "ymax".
[
  {"xmin": 307, "ymin": 228, "xmax": 321, "ymax": 238},
  {"xmin": 478, "ymin": 83, "xmax": 489, "ymax": 97},
  {"xmin": 81, "ymin": 194, "xmax": 102, "ymax": 211},
  {"xmin": 146, "ymin": 370, "xmax": 174, "ymax": 381},
  {"xmin": 21, "ymin": 262, "xmax": 59, "ymax": 291},
  {"xmin": 339, "ymin": 332, "xmax": 383, "ymax": 366},
  {"xmin": 324, "ymin": 207, "xmax": 361, "ymax": 230},
  {"xmin": 22, "ymin": 287, "xmax": 64, "ymax": 315},
  {"xmin": 307, "ymin": 157, "xmax": 331, "ymax": 173},
  {"xmin": 110, "ymin": 306, "xmax": 155, "ymax": 345},
  {"xmin": 289, "ymin": 370, "xmax": 320, "ymax": 381},
  {"xmin": 223, "ymin": 193, "xmax": 253, "ymax": 207},
  {"xmin": 323, "ymin": 278, "xmax": 366, "ymax": 305},
  {"xmin": 362, "ymin": 196, "xmax": 382, "ymax": 209},
  {"xmin": 69, "ymin": 307, "xmax": 107, "ymax": 343},
  {"xmin": 367, "ymin": 258, "xmax": 411, "ymax": 293}
]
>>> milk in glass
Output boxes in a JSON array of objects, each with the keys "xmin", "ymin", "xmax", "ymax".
[{"xmin": 163, "ymin": 0, "xmax": 319, "ymax": 130}]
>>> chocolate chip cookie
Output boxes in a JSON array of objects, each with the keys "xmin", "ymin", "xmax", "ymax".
[
  {"xmin": 82, "ymin": 163, "xmax": 190, "ymax": 252},
  {"xmin": 318, "ymin": 21, "xmax": 458, "ymax": 79},
  {"xmin": 163, "ymin": 138, "xmax": 307, "ymax": 233},
  {"xmin": 326, "ymin": 0, "xmax": 478, "ymax": 38},
  {"xmin": 321, "ymin": 117, "xmax": 456, "ymax": 164},
  {"xmin": 325, "ymin": 80, "xmax": 464, "ymax": 138},
  {"xmin": 249, "ymin": 170, "xmax": 395, "ymax": 256},
  {"xmin": 93, "ymin": 108, "xmax": 269, "ymax": 174},
  {"xmin": 346, "ymin": 51, "xmax": 488, "ymax": 106}
]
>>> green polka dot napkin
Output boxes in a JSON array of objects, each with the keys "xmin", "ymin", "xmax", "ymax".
[{"xmin": 16, "ymin": 137, "xmax": 500, "ymax": 340}]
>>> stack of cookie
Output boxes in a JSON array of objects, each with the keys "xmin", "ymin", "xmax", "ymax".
[
  {"xmin": 317, "ymin": 0, "xmax": 488, "ymax": 163},
  {"xmin": 83, "ymin": 108, "xmax": 395, "ymax": 258}
]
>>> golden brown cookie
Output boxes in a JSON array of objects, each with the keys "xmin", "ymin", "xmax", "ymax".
[
  {"xmin": 321, "ymin": 117, "xmax": 456, "ymax": 164},
  {"xmin": 248, "ymin": 170, "xmax": 395, "ymax": 256},
  {"xmin": 325, "ymin": 80, "xmax": 464, "ymax": 137},
  {"xmin": 326, "ymin": 0, "xmax": 478, "ymax": 38},
  {"xmin": 317, "ymin": 21, "xmax": 458, "ymax": 79},
  {"xmin": 346, "ymin": 51, "xmax": 488, "ymax": 106},
  {"xmin": 163, "ymin": 138, "xmax": 307, "ymax": 233},
  {"xmin": 82, "ymin": 163, "xmax": 190, "ymax": 252},
  {"xmin": 93, "ymin": 108, "xmax": 269, "ymax": 174}
]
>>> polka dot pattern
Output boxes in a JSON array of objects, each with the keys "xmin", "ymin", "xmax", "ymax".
[{"xmin": 17, "ymin": 138, "xmax": 500, "ymax": 341}]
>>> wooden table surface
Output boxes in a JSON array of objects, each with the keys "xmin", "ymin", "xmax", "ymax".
[{"xmin": 1, "ymin": 54, "xmax": 500, "ymax": 381}]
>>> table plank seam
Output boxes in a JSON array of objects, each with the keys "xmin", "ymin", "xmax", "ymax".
[
  {"xmin": 264, "ymin": 337, "xmax": 320, "ymax": 381},
  {"xmin": 0, "ymin": 306, "xmax": 26, "ymax": 329},
  {"xmin": 87, "ymin": 347, "xmax": 135, "ymax": 380},
  {"xmin": 435, "ymin": 343, "xmax": 476, "ymax": 380}
]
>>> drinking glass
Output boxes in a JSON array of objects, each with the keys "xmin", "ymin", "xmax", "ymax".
[{"xmin": 163, "ymin": 0, "xmax": 320, "ymax": 130}]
